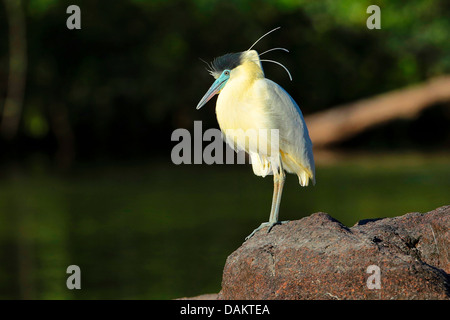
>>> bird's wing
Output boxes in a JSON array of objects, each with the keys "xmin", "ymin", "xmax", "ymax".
[{"xmin": 254, "ymin": 78, "xmax": 315, "ymax": 185}]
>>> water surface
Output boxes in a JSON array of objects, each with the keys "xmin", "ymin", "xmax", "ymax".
[{"xmin": 0, "ymin": 153, "xmax": 448, "ymax": 299}]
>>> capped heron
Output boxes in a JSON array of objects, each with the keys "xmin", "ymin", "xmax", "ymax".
[{"xmin": 196, "ymin": 28, "xmax": 315, "ymax": 240}]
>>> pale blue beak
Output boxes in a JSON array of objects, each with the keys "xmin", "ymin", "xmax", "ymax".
[{"xmin": 196, "ymin": 74, "xmax": 229, "ymax": 110}]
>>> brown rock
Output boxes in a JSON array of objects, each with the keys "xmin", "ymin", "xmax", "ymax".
[
  {"xmin": 176, "ymin": 293, "xmax": 219, "ymax": 300},
  {"xmin": 218, "ymin": 205, "xmax": 450, "ymax": 300}
]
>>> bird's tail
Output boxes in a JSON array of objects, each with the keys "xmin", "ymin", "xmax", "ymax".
[
  {"xmin": 298, "ymin": 170, "xmax": 315, "ymax": 187},
  {"xmin": 281, "ymin": 151, "xmax": 315, "ymax": 187}
]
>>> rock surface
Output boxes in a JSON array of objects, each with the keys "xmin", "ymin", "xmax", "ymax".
[
  {"xmin": 177, "ymin": 293, "xmax": 218, "ymax": 300},
  {"xmin": 217, "ymin": 205, "xmax": 449, "ymax": 300}
]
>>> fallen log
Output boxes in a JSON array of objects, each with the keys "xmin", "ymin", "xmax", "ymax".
[{"xmin": 305, "ymin": 76, "xmax": 450, "ymax": 148}]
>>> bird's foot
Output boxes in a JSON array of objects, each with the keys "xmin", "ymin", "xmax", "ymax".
[{"xmin": 244, "ymin": 220, "xmax": 289, "ymax": 241}]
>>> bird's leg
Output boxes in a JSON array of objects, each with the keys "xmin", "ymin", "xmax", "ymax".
[
  {"xmin": 244, "ymin": 177, "xmax": 279, "ymax": 241},
  {"xmin": 245, "ymin": 176, "xmax": 279, "ymax": 241},
  {"xmin": 269, "ymin": 166, "xmax": 285, "ymax": 225},
  {"xmin": 268, "ymin": 171, "xmax": 280, "ymax": 224},
  {"xmin": 266, "ymin": 163, "xmax": 288, "ymax": 233},
  {"xmin": 245, "ymin": 160, "xmax": 288, "ymax": 241}
]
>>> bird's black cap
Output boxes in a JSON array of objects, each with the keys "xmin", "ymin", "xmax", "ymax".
[{"xmin": 209, "ymin": 52, "xmax": 243, "ymax": 78}]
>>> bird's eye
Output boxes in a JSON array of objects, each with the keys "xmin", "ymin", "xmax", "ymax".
[{"xmin": 224, "ymin": 70, "xmax": 230, "ymax": 76}]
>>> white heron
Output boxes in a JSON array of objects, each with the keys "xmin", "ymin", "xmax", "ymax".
[{"xmin": 196, "ymin": 28, "xmax": 315, "ymax": 240}]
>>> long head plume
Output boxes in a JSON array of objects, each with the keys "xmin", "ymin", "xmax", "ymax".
[
  {"xmin": 247, "ymin": 27, "xmax": 281, "ymax": 51},
  {"xmin": 258, "ymin": 59, "xmax": 292, "ymax": 81},
  {"xmin": 259, "ymin": 47, "xmax": 289, "ymax": 56},
  {"xmin": 249, "ymin": 27, "xmax": 292, "ymax": 81},
  {"xmin": 248, "ymin": 27, "xmax": 292, "ymax": 81},
  {"xmin": 202, "ymin": 27, "xmax": 292, "ymax": 81}
]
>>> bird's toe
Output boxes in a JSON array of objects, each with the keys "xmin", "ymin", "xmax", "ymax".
[
  {"xmin": 245, "ymin": 221, "xmax": 290, "ymax": 241},
  {"xmin": 245, "ymin": 222, "xmax": 271, "ymax": 241}
]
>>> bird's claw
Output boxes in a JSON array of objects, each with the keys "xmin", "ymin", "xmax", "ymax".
[
  {"xmin": 244, "ymin": 220, "xmax": 289, "ymax": 241},
  {"xmin": 266, "ymin": 221, "xmax": 281, "ymax": 233}
]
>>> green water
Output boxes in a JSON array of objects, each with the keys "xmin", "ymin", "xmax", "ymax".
[{"xmin": 0, "ymin": 153, "xmax": 449, "ymax": 299}]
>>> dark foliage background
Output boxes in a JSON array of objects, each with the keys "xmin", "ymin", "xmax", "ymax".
[{"xmin": 1, "ymin": 0, "xmax": 449, "ymax": 167}]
